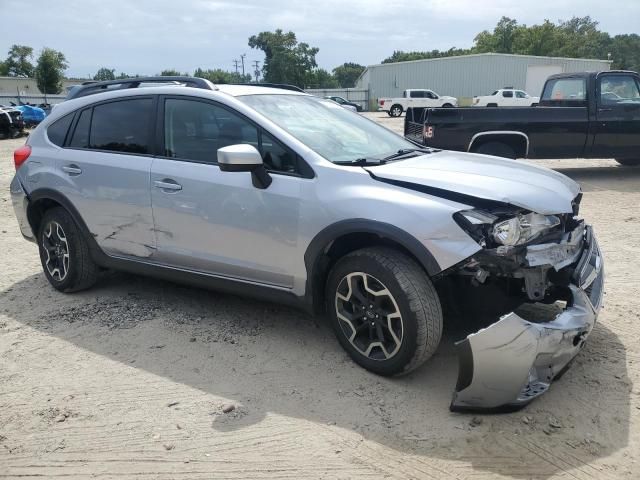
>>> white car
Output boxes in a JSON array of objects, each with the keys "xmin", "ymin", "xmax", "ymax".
[
  {"xmin": 378, "ymin": 89, "xmax": 458, "ymax": 117},
  {"xmin": 473, "ymin": 89, "xmax": 539, "ymax": 107}
]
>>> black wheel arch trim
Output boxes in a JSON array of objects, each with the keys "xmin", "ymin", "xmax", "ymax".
[{"xmin": 303, "ymin": 219, "xmax": 442, "ymax": 314}]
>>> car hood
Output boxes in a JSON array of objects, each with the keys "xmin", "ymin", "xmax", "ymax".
[{"xmin": 365, "ymin": 150, "xmax": 580, "ymax": 214}]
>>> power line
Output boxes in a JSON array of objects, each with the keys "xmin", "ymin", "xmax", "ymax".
[
  {"xmin": 252, "ymin": 60, "xmax": 260, "ymax": 83},
  {"xmin": 233, "ymin": 59, "xmax": 240, "ymax": 75},
  {"xmin": 240, "ymin": 53, "xmax": 246, "ymax": 79}
]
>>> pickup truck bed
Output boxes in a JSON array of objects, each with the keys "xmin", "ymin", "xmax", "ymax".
[{"xmin": 405, "ymin": 71, "xmax": 640, "ymax": 166}]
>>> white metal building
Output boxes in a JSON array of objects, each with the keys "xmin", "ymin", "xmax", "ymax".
[{"xmin": 356, "ymin": 53, "xmax": 611, "ymax": 104}]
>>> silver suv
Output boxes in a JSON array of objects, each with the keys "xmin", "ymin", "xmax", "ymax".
[{"xmin": 10, "ymin": 78, "xmax": 603, "ymax": 411}]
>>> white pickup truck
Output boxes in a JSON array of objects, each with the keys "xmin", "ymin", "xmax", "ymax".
[
  {"xmin": 472, "ymin": 88, "xmax": 539, "ymax": 107},
  {"xmin": 378, "ymin": 89, "xmax": 457, "ymax": 117}
]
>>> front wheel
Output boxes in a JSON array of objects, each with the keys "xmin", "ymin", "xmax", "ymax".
[
  {"xmin": 38, "ymin": 207, "xmax": 99, "ymax": 292},
  {"xmin": 616, "ymin": 159, "xmax": 640, "ymax": 167},
  {"xmin": 326, "ymin": 247, "xmax": 443, "ymax": 376},
  {"xmin": 442, "ymin": 103, "xmax": 453, "ymax": 108}
]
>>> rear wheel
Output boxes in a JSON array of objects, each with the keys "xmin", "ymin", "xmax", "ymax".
[
  {"xmin": 326, "ymin": 247, "xmax": 442, "ymax": 376},
  {"xmin": 442, "ymin": 103, "xmax": 453, "ymax": 108},
  {"xmin": 616, "ymin": 159, "xmax": 640, "ymax": 167},
  {"xmin": 389, "ymin": 104, "xmax": 403, "ymax": 117},
  {"xmin": 487, "ymin": 103, "xmax": 498, "ymax": 107},
  {"xmin": 474, "ymin": 141, "xmax": 517, "ymax": 159},
  {"xmin": 38, "ymin": 207, "xmax": 99, "ymax": 292}
]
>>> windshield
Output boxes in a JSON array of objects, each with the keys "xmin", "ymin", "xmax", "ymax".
[{"xmin": 239, "ymin": 94, "xmax": 416, "ymax": 164}]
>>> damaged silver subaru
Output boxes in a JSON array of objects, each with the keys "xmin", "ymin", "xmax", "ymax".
[{"xmin": 10, "ymin": 78, "xmax": 603, "ymax": 411}]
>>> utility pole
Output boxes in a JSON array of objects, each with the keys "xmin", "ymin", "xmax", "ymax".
[
  {"xmin": 252, "ymin": 60, "xmax": 260, "ymax": 83},
  {"xmin": 240, "ymin": 54, "xmax": 246, "ymax": 80},
  {"xmin": 233, "ymin": 59, "xmax": 240, "ymax": 75}
]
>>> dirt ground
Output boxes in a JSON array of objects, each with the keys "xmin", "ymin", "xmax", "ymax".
[{"xmin": 1, "ymin": 117, "xmax": 639, "ymax": 479}]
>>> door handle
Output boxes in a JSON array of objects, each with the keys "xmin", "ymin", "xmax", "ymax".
[
  {"xmin": 154, "ymin": 179, "xmax": 182, "ymax": 191},
  {"xmin": 62, "ymin": 164, "xmax": 82, "ymax": 175}
]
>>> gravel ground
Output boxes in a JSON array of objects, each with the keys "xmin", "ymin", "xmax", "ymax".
[{"xmin": 1, "ymin": 120, "xmax": 639, "ymax": 479}]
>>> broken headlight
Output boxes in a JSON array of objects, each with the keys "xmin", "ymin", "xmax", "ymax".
[
  {"xmin": 492, "ymin": 213, "xmax": 560, "ymax": 246},
  {"xmin": 455, "ymin": 210, "xmax": 560, "ymax": 247}
]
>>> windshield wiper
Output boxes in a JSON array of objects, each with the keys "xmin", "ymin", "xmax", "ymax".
[
  {"xmin": 333, "ymin": 157, "xmax": 386, "ymax": 166},
  {"xmin": 382, "ymin": 148, "xmax": 434, "ymax": 161}
]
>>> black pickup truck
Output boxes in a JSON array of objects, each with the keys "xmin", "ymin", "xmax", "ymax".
[{"xmin": 405, "ymin": 70, "xmax": 640, "ymax": 166}]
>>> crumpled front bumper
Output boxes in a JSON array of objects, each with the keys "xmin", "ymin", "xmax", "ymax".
[{"xmin": 451, "ymin": 226, "xmax": 604, "ymax": 412}]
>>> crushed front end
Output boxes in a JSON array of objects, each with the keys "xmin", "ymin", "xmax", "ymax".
[{"xmin": 446, "ymin": 198, "xmax": 604, "ymax": 411}]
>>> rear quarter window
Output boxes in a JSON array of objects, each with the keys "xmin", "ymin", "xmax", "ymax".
[
  {"xmin": 542, "ymin": 78, "xmax": 587, "ymax": 102},
  {"xmin": 47, "ymin": 113, "xmax": 74, "ymax": 147}
]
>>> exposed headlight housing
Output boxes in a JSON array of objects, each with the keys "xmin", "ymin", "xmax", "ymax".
[
  {"xmin": 492, "ymin": 213, "xmax": 560, "ymax": 246},
  {"xmin": 455, "ymin": 210, "xmax": 560, "ymax": 247}
]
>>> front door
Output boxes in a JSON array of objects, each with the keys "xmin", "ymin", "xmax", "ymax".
[
  {"xmin": 149, "ymin": 97, "xmax": 303, "ymax": 288},
  {"xmin": 56, "ymin": 97, "xmax": 156, "ymax": 258},
  {"xmin": 591, "ymin": 73, "xmax": 640, "ymax": 160}
]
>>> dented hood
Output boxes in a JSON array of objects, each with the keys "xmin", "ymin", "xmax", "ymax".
[{"xmin": 366, "ymin": 151, "xmax": 580, "ymax": 214}]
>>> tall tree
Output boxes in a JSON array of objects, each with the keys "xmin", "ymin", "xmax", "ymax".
[
  {"xmin": 307, "ymin": 68, "xmax": 338, "ymax": 88},
  {"xmin": 4, "ymin": 44, "xmax": 35, "ymax": 77},
  {"xmin": 0, "ymin": 60, "xmax": 7, "ymax": 76},
  {"xmin": 159, "ymin": 69, "xmax": 186, "ymax": 76},
  {"xmin": 332, "ymin": 62, "xmax": 365, "ymax": 88},
  {"xmin": 474, "ymin": 17, "xmax": 520, "ymax": 53},
  {"xmin": 35, "ymin": 48, "xmax": 68, "ymax": 99},
  {"xmin": 93, "ymin": 67, "xmax": 116, "ymax": 81},
  {"xmin": 249, "ymin": 29, "xmax": 318, "ymax": 87},
  {"xmin": 193, "ymin": 67, "xmax": 251, "ymax": 84},
  {"xmin": 381, "ymin": 47, "xmax": 470, "ymax": 64}
]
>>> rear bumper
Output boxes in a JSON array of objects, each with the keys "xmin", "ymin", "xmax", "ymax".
[
  {"xmin": 451, "ymin": 226, "xmax": 604, "ymax": 411},
  {"xmin": 10, "ymin": 174, "xmax": 35, "ymax": 242}
]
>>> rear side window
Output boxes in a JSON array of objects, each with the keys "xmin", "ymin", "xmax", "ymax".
[
  {"xmin": 410, "ymin": 91, "xmax": 425, "ymax": 98},
  {"xmin": 542, "ymin": 78, "xmax": 586, "ymax": 102},
  {"xmin": 502, "ymin": 90, "xmax": 513, "ymax": 98},
  {"xmin": 90, "ymin": 99, "xmax": 153, "ymax": 154},
  {"xmin": 47, "ymin": 113, "xmax": 74, "ymax": 147},
  {"xmin": 69, "ymin": 108, "xmax": 91, "ymax": 148}
]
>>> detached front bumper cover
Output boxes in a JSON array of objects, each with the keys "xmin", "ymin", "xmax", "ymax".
[{"xmin": 451, "ymin": 226, "xmax": 604, "ymax": 412}]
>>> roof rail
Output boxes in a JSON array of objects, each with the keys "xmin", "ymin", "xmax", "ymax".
[
  {"xmin": 65, "ymin": 76, "xmax": 217, "ymax": 100},
  {"xmin": 229, "ymin": 82, "xmax": 305, "ymax": 93}
]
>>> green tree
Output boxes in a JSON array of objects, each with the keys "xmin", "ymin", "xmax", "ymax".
[
  {"xmin": 0, "ymin": 60, "xmax": 7, "ymax": 76},
  {"xmin": 4, "ymin": 44, "xmax": 35, "ymax": 77},
  {"xmin": 249, "ymin": 29, "xmax": 319, "ymax": 87},
  {"xmin": 332, "ymin": 62, "xmax": 365, "ymax": 87},
  {"xmin": 160, "ymin": 69, "xmax": 186, "ymax": 76},
  {"xmin": 93, "ymin": 67, "xmax": 116, "ymax": 81},
  {"xmin": 35, "ymin": 48, "xmax": 68, "ymax": 99},
  {"xmin": 381, "ymin": 47, "xmax": 470, "ymax": 64},
  {"xmin": 474, "ymin": 17, "xmax": 520, "ymax": 53},
  {"xmin": 511, "ymin": 20, "xmax": 561, "ymax": 56},
  {"xmin": 306, "ymin": 68, "xmax": 338, "ymax": 88},
  {"xmin": 193, "ymin": 67, "xmax": 251, "ymax": 84},
  {"xmin": 610, "ymin": 34, "xmax": 640, "ymax": 72}
]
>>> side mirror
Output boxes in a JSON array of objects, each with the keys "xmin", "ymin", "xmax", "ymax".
[{"xmin": 217, "ymin": 144, "xmax": 272, "ymax": 189}]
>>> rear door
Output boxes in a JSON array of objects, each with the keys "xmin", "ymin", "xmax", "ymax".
[
  {"xmin": 591, "ymin": 73, "xmax": 640, "ymax": 160},
  {"xmin": 56, "ymin": 96, "xmax": 156, "ymax": 258},
  {"xmin": 149, "ymin": 96, "xmax": 304, "ymax": 287},
  {"xmin": 501, "ymin": 90, "xmax": 515, "ymax": 106}
]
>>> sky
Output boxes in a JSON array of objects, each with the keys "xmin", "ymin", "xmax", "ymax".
[{"xmin": 1, "ymin": 0, "xmax": 639, "ymax": 79}]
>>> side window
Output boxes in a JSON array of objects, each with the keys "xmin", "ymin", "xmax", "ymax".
[
  {"xmin": 426, "ymin": 91, "xmax": 437, "ymax": 99},
  {"xmin": 69, "ymin": 108, "xmax": 91, "ymax": 148},
  {"xmin": 410, "ymin": 91, "xmax": 424, "ymax": 98},
  {"xmin": 261, "ymin": 131, "xmax": 296, "ymax": 174},
  {"xmin": 502, "ymin": 90, "xmax": 513, "ymax": 98},
  {"xmin": 542, "ymin": 78, "xmax": 586, "ymax": 102},
  {"xmin": 90, "ymin": 99, "xmax": 153, "ymax": 154},
  {"xmin": 599, "ymin": 75, "xmax": 640, "ymax": 105},
  {"xmin": 164, "ymin": 98, "xmax": 258, "ymax": 163},
  {"xmin": 515, "ymin": 91, "xmax": 527, "ymax": 98},
  {"xmin": 47, "ymin": 113, "xmax": 74, "ymax": 147}
]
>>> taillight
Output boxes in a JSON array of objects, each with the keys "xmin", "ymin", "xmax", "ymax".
[
  {"xmin": 14, "ymin": 145, "xmax": 31, "ymax": 170},
  {"xmin": 379, "ymin": 99, "xmax": 385, "ymax": 106}
]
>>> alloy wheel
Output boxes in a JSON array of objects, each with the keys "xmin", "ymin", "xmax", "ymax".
[
  {"xmin": 335, "ymin": 272, "xmax": 404, "ymax": 361},
  {"xmin": 42, "ymin": 221, "xmax": 70, "ymax": 281}
]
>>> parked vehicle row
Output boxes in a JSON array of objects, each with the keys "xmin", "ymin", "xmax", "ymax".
[
  {"xmin": 323, "ymin": 95, "xmax": 363, "ymax": 112},
  {"xmin": 11, "ymin": 77, "xmax": 603, "ymax": 411},
  {"xmin": 405, "ymin": 70, "xmax": 640, "ymax": 166},
  {"xmin": 378, "ymin": 89, "xmax": 458, "ymax": 117},
  {"xmin": 0, "ymin": 106, "xmax": 26, "ymax": 139}
]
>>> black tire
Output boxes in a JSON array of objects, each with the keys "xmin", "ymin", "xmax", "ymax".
[
  {"xmin": 616, "ymin": 159, "xmax": 640, "ymax": 167},
  {"xmin": 389, "ymin": 104, "xmax": 403, "ymax": 117},
  {"xmin": 38, "ymin": 207, "xmax": 99, "ymax": 292},
  {"xmin": 487, "ymin": 103, "xmax": 498, "ymax": 107},
  {"xmin": 326, "ymin": 247, "xmax": 443, "ymax": 376},
  {"xmin": 442, "ymin": 103, "xmax": 453, "ymax": 108},
  {"xmin": 474, "ymin": 141, "xmax": 516, "ymax": 159}
]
